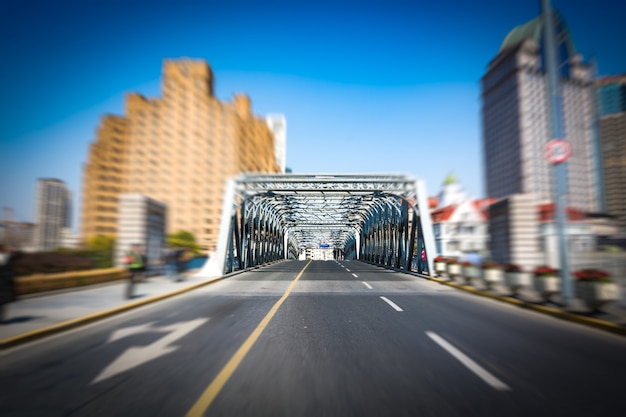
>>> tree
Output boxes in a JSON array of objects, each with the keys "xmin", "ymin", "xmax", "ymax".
[
  {"xmin": 88, "ymin": 235, "xmax": 115, "ymax": 252},
  {"xmin": 86, "ymin": 235, "xmax": 115, "ymax": 268},
  {"xmin": 167, "ymin": 230, "xmax": 200, "ymax": 254}
]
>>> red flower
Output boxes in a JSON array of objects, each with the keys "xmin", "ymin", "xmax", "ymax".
[
  {"xmin": 482, "ymin": 261, "xmax": 501, "ymax": 270},
  {"xmin": 534, "ymin": 266, "xmax": 558, "ymax": 276},
  {"xmin": 503, "ymin": 264, "xmax": 522, "ymax": 272},
  {"xmin": 572, "ymin": 269, "xmax": 612, "ymax": 282}
]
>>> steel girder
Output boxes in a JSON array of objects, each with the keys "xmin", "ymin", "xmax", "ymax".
[{"xmin": 196, "ymin": 174, "xmax": 436, "ymax": 277}]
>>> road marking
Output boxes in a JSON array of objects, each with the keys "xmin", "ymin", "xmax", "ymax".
[
  {"xmin": 362, "ymin": 281, "xmax": 373, "ymax": 290},
  {"xmin": 345, "ymin": 268, "xmax": 351, "ymax": 272},
  {"xmin": 380, "ymin": 296, "xmax": 403, "ymax": 312},
  {"xmin": 92, "ymin": 318, "xmax": 209, "ymax": 384},
  {"xmin": 186, "ymin": 260, "xmax": 313, "ymax": 417},
  {"xmin": 426, "ymin": 331, "xmax": 511, "ymax": 391},
  {"xmin": 106, "ymin": 322, "xmax": 156, "ymax": 343},
  {"xmin": 351, "ymin": 273, "xmax": 358, "ymax": 278}
]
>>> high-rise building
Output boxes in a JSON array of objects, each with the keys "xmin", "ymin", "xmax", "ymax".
[
  {"xmin": 82, "ymin": 58, "xmax": 280, "ymax": 250},
  {"xmin": 597, "ymin": 74, "xmax": 626, "ymax": 230},
  {"xmin": 34, "ymin": 178, "xmax": 71, "ymax": 251},
  {"xmin": 266, "ymin": 114, "xmax": 287, "ymax": 173},
  {"xmin": 481, "ymin": 11, "xmax": 598, "ymax": 213}
]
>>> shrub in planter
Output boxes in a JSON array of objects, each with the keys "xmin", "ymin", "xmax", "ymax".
[
  {"xmin": 461, "ymin": 261, "xmax": 479, "ymax": 284},
  {"xmin": 503, "ymin": 264, "xmax": 531, "ymax": 295},
  {"xmin": 447, "ymin": 257, "xmax": 461, "ymax": 278},
  {"xmin": 434, "ymin": 256, "xmax": 448, "ymax": 276},
  {"xmin": 481, "ymin": 261, "xmax": 503, "ymax": 290},
  {"xmin": 533, "ymin": 266, "xmax": 560, "ymax": 301},
  {"xmin": 572, "ymin": 269, "xmax": 619, "ymax": 311}
]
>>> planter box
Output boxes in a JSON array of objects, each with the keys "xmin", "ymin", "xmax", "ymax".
[
  {"xmin": 448, "ymin": 263, "xmax": 461, "ymax": 277},
  {"xmin": 575, "ymin": 281, "xmax": 620, "ymax": 311},
  {"xmin": 462, "ymin": 265, "xmax": 480, "ymax": 285},
  {"xmin": 435, "ymin": 261, "xmax": 446, "ymax": 276},
  {"xmin": 533, "ymin": 275, "xmax": 560, "ymax": 301},
  {"xmin": 482, "ymin": 268, "xmax": 503, "ymax": 290},
  {"xmin": 504, "ymin": 271, "xmax": 532, "ymax": 295}
]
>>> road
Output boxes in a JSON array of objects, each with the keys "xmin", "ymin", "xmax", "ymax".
[{"xmin": 1, "ymin": 260, "xmax": 625, "ymax": 416}]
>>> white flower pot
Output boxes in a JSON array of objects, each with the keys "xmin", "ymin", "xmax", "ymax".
[
  {"xmin": 504, "ymin": 271, "xmax": 532, "ymax": 295},
  {"xmin": 482, "ymin": 268, "xmax": 503, "ymax": 290},
  {"xmin": 575, "ymin": 281, "xmax": 620, "ymax": 311},
  {"xmin": 462, "ymin": 265, "xmax": 479, "ymax": 285},
  {"xmin": 448, "ymin": 263, "xmax": 461, "ymax": 277},
  {"xmin": 533, "ymin": 275, "xmax": 560, "ymax": 301},
  {"xmin": 435, "ymin": 262, "xmax": 446, "ymax": 276}
]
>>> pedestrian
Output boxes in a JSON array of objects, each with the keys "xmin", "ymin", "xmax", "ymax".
[
  {"xmin": 175, "ymin": 248, "xmax": 187, "ymax": 282},
  {"xmin": 165, "ymin": 247, "xmax": 179, "ymax": 281},
  {"xmin": 124, "ymin": 244, "xmax": 145, "ymax": 299},
  {"xmin": 0, "ymin": 245, "xmax": 19, "ymax": 324},
  {"xmin": 420, "ymin": 247, "xmax": 428, "ymax": 274}
]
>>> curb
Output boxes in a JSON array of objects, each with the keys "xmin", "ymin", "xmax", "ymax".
[
  {"xmin": 0, "ymin": 276, "xmax": 223, "ymax": 350},
  {"xmin": 422, "ymin": 274, "xmax": 626, "ymax": 337}
]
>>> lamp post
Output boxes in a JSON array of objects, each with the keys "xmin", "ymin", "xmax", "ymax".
[{"xmin": 542, "ymin": 0, "xmax": 572, "ymax": 306}]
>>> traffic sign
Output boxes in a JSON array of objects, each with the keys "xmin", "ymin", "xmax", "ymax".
[{"xmin": 544, "ymin": 139, "xmax": 572, "ymax": 164}]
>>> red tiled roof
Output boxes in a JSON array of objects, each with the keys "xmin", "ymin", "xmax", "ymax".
[
  {"xmin": 474, "ymin": 198, "xmax": 497, "ymax": 220},
  {"xmin": 431, "ymin": 205, "xmax": 455, "ymax": 222},
  {"xmin": 538, "ymin": 203, "xmax": 586, "ymax": 222}
]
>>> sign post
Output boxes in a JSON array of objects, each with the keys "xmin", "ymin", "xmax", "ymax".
[{"xmin": 543, "ymin": 0, "xmax": 572, "ymax": 307}]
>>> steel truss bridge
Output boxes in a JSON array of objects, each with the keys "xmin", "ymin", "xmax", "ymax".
[{"xmin": 197, "ymin": 174, "xmax": 436, "ymax": 277}]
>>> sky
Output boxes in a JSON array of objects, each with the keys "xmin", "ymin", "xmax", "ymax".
[{"xmin": 1, "ymin": 0, "xmax": 625, "ymax": 229}]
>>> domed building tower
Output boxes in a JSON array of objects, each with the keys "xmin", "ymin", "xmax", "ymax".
[{"xmin": 481, "ymin": 9, "xmax": 600, "ymax": 213}]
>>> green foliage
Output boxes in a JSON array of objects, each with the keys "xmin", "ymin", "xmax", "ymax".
[
  {"xmin": 13, "ymin": 252, "xmax": 95, "ymax": 276},
  {"xmin": 88, "ymin": 235, "xmax": 115, "ymax": 252},
  {"xmin": 85, "ymin": 234, "xmax": 115, "ymax": 268},
  {"xmin": 167, "ymin": 230, "xmax": 200, "ymax": 254}
]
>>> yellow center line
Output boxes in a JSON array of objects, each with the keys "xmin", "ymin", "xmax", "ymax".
[{"xmin": 185, "ymin": 260, "xmax": 312, "ymax": 417}]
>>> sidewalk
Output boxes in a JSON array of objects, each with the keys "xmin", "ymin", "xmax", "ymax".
[{"xmin": 0, "ymin": 271, "xmax": 221, "ymax": 349}]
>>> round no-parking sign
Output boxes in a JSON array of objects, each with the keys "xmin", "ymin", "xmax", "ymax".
[{"xmin": 544, "ymin": 139, "xmax": 572, "ymax": 164}]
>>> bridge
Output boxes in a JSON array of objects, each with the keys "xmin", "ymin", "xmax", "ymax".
[{"xmin": 197, "ymin": 173, "xmax": 436, "ymax": 277}]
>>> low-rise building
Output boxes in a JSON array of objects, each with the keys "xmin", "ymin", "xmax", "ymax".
[{"xmin": 430, "ymin": 174, "xmax": 493, "ymax": 260}]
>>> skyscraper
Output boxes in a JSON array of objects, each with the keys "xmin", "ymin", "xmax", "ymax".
[
  {"xmin": 597, "ymin": 74, "xmax": 626, "ymax": 229},
  {"xmin": 266, "ymin": 114, "xmax": 287, "ymax": 173},
  {"xmin": 82, "ymin": 58, "xmax": 281, "ymax": 250},
  {"xmin": 481, "ymin": 11, "xmax": 598, "ymax": 213},
  {"xmin": 34, "ymin": 178, "xmax": 71, "ymax": 251}
]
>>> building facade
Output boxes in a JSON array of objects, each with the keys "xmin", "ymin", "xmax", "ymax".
[
  {"xmin": 597, "ymin": 75, "xmax": 626, "ymax": 230},
  {"xmin": 481, "ymin": 11, "xmax": 598, "ymax": 213},
  {"xmin": 82, "ymin": 58, "xmax": 281, "ymax": 250},
  {"xmin": 430, "ymin": 174, "xmax": 492, "ymax": 260},
  {"xmin": 34, "ymin": 178, "xmax": 71, "ymax": 251}
]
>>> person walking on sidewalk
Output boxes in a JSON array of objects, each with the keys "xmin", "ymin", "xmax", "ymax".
[
  {"xmin": 124, "ymin": 244, "xmax": 145, "ymax": 299},
  {"xmin": 165, "ymin": 247, "xmax": 180, "ymax": 282},
  {"xmin": 0, "ymin": 245, "xmax": 19, "ymax": 324}
]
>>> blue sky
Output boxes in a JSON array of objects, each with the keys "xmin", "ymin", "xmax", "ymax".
[{"xmin": 1, "ymin": 0, "xmax": 625, "ymax": 228}]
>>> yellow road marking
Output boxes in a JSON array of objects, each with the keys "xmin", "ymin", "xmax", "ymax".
[{"xmin": 185, "ymin": 260, "xmax": 312, "ymax": 417}]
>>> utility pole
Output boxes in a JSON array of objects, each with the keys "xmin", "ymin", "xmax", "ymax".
[{"xmin": 542, "ymin": 0, "xmax": 572, "ymax": 306}]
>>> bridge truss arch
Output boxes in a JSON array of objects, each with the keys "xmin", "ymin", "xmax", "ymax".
[{"xmin": 197, "ymin": 174, "xmax": 436, "ymax": 277}]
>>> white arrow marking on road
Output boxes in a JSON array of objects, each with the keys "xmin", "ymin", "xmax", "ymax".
[
  {"xmin": 92, "ymin": 318, "xmax": 209, "ymax": 384},
  {"xmin": 106, "ymin": 322, "xmax": 156, "ymax": 343},
  {"xmin": 426, "ymin": 331, "xmax": 511, "ymax": 391}
]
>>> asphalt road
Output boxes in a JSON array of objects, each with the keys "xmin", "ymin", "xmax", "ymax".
[{"xmin": 1, "ymin": 260, "xmax": 625, "ymax": 417}]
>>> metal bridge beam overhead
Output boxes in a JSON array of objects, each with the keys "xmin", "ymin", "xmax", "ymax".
[{"xmin": 195, "ymin": 174, "xmax": 436, "ymax": 278}]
